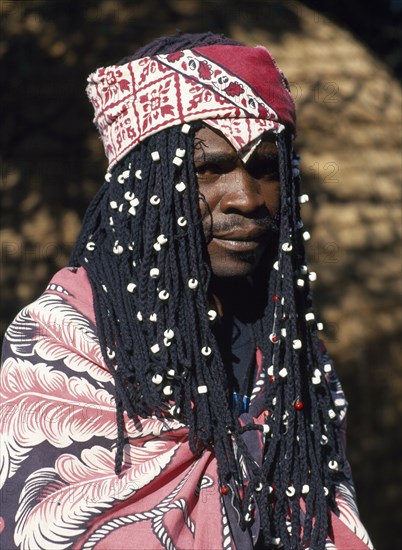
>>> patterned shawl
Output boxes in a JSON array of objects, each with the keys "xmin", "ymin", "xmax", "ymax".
[{"xmin": 0, "ymin": 267, "xmax": 373, "ymax": 549}]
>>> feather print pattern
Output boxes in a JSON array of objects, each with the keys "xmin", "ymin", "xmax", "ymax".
[{"xmin": 0, "ymin": 267, "xmax": 373, "ymax": 549}]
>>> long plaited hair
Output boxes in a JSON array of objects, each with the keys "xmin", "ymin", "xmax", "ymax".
[{"xmin": 71, "ymin": 32, "xmax": 345, "ymax": 550}]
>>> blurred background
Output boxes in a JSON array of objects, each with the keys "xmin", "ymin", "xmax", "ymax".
[{"xmin": 1, "ymin": 1, "xmax": 401, "ymax": 547}]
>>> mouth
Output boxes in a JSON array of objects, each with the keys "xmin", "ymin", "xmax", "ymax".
[{"xmin": 212, "ymin": 230, "xmax": 268, "ymax": 252}]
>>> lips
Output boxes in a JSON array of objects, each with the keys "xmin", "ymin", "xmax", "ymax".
[{"xmin": 212, "ymin": 229, "xmax": 268, "ymax": 252}]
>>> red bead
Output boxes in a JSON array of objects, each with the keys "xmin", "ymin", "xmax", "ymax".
[
  {"xmin": 269, "ymin": 376, "xmax": 275, "ymax": 383},
  {"xmin": 221, "ymin": 485, "xmax": 229, "ymax": 495},
  {"xmin": 273, "ymin": 294, "xmax": 279, "ymax": 302},
  {"xmin": 294, "ymin": 400, "xmax": 303, "ymax": 410}
]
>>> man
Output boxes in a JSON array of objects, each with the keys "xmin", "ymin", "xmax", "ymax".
[{"xmin": 0, "ymin": 32, "xmax": 373, "ymax": 549}]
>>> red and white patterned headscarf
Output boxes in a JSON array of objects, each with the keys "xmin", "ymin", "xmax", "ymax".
[{"xmin": 87, "ymin": 45, "xmax": 296, "ymax": 169}]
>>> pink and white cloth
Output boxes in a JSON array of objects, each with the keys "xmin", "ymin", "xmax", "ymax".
[
  {"xmin": 0, "ymin": 267, "xmax": 373, "ymax": 549},
  {"xmin": 86, "ymin": 45, "xmax": 296, "ymax": 169}
]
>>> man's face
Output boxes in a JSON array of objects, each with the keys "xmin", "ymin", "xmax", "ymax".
[{"xmin": 194, "ymin": 126, "xmax": 280, "ymax": 278}]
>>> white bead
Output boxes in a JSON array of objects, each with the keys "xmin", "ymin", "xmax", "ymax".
[
  {"xmin": 117, "ymin": 174, "xmax": 125, "ymax": 184},
  {"xmin": 170, "ymin": 405, "xmax": 181, "ymax": 415},
  {"xmin": 324, "ymin": 363, "xmax": 332, "ymax": 373},
  {"xmin": 175, "ymin": 181, "xmax": 186, "ymax": 192},
  {"xmin": 324, "ymin": 486, "xmax": 329, "ymax": 496},
  {"xmin": 102, "ymin": 284, "xmax": 108, "ymax": 293},
  {"xmin": 269, "ymin": 333, "xmax": 278, "ymax": 343},
  {"xmin": 312, "ymin": 376, "xmax": 321, "ymax": 385},
  {"xmin": 268, "ymin": 485, "xmax": 274, "ymax": 494},
  {"xmin": 281, "ymin": 328, "xmax": 287, "ymax": 337},
  {"xmin": 152, "ymin": 373, "xmax": 163, "ymax": 385},
  {"xmin": 128, "ymin": 206, "xmax": 137, "ymax": 216},
  {"xmin": 305, "ymin": 312, "xmax": 315, "ymax": 322},
  {"xmin": 157, "ymin": 234, "xmax": 168, "ymax": 245},
  {"xmin": 286, "ymin": 486, "xmax": 296, "ymax": 497},
  {"xmin": 271, "ymin": 537, "xmax": 281, "ymax": 546},
  {"xmin": 150, "ymin": 343, "xmax": 160, "ymax": 354},
  {"xmin": 158, "ymin": 290, "xmax": 169, "ymax": 300},
  {"xmin": 163, "ymin": 338, "xmax": 172, "ymax": 347},
  {"xmin": 255, "ymin": 482, "xmax": 263, "ymax": 492},
  {"xmin": 151, "ymin": 151, "xmax": 160, "ymax": 162},
  {"xmin": 279, "ymin": 367, "xmax": 288, "ymax": 378},
  {"xmin": 136, "ymin": 311, "xmax": 143, "ymax": 321},
  {"xmin": 301, "ymin": 484, "xmax": 310, "ymax": 494},
  {"xmin": 127, "ymin": 283, "xmax": 136, "ymax": 293},
  {"xmin": 293, "ymin": 339, "xmax": 302, "ymax": 350},
  {"xmin": 303, "ymin": 231, "xmax": 311, "ymax": 241},
  {"xmin": 208, "ymin": 309, "xmax": 217, "ymax": 321},
  {"xmin": 188, "ymin": 278, "xmax": 198, "ymax": 289},
  {"xmin": 267, "ymin": 365, "xmax": 274, "ymax": 376},
  {"xmin": 149, "ymin": 313, "xmax": 157, "ymax": 322},
  {"xmin": 153, "ymin": 242, "xmax": 162, "ymax": 251},
  {"xmin": 105, "ymin": 172, "xmax": 112, "ymax": 182},
  {"xmin": 176, "ymin": 148, "xmax": 186, "ymax": 158},
  {"xmin": 308, "ymin": 271, "xmax": 317, "ymax": 282},
  {"xmin": 197, "ymin": 385, "xmax": 208, "ymax": 394},
  {"xmin": 113, "ymin": 244, "xmax": 124, "ymax": 255},
  {"xmin": 106, "ymin": 348, "xmax": 115, "ymax": 359},
  {"xmin": 317, "ymin": 322, "xmax": 324, "ymax": 331},
  {"xmin": 321, "ymin": 435, "xmax": 329, "ymax": 445},
  {"xmin": 201, "ymin": 346, "xmax": 212, "ymax": 356},
  {"xmin": 328, "ymin": 409, "xmax": 336, "ymax": 419},
  {"xmin": 244, "ymin": 513, "xmax": 252, "ymax": 523},
  {"xmin": 130, "ymin": 197, "xmax": 140, "ymax": 207},
  {"xmin": 122, "ymin": 169, "xmax": 130, "ymax": 179},
  {"xmin": 298, "ymin": 194, "xmax": 309, "ymax": 204},
  {"xmin": 273, "ymin": 260, "xmax": 279, "ymax": 270},
  {"xmin": 300, "ymin": 264, "xmax": 308, "ymax": 275},
  {"xmin": 173, "ymin": 156, "xmax": 183, "ymax": 167},
  {"xmin": 167, "ymin": 368, "xmax": 175, "ymax": 378},
  {"xmin": 164, "ymin": 329, "xmax": 174, "ymax": 339},
  {"xmin": 124, "ymin": 191, "xmax": 135, "ymax": 201},
  {"xmin": 110, "ymin": 201, "xmax": 118, "ymax": 209},
  {"xmin": 135, "ymin": 169, "xmax": 142, "ymax": 179},
  {"xmin": 86, "ymin": 241, "xmax": 95, "ymax": 251},
  {"xmin": 282, "ymin": 242, "xmax": 293, "ymax": 252},
  {"xmin": 150, "ymin": 268, "xmax": 160, "ymax": 278},
  {"xmin": 181, "ymin": 123, "xmax": 191, "ymax": 134},
  {"xmin": 262, "ymin": 424, "xmax": 270, "ymax": 434},
  {"xmin": 296, "ymin": 278, "xmax": 305, "ymax": 287},
  {"xmin": 150, "ymin": 195, "xmax": 160, "ymax": 205},
  {"xmin": 328, "ymin": 460, "xmax": 339, "ymax": 471},
  {"xmin": 109, "ymin": 216, "xmax": 114, "ymax": 226},
  {"xmin": 177, "ymin": 216, "xmax": 187, "ymax": 226},
  {"xmin": 118, "ymin": 203, "xmax": 124, "ymax": 212},
  {"xmin": 163, "ymin": 385, "xmax": 173, "ymax": 396}
]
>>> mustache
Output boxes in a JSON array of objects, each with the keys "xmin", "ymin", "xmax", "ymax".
[{"xmin": 201, "ymin": 212, "xmax": 280, "ymax": 244}]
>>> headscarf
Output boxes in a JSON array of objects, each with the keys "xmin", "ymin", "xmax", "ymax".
[{"xmin": 86, "ymin": 45, "xmax": 296, "ymax": 169}]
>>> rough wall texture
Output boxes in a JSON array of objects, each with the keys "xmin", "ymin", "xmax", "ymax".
[{"xmin": 1, "ymin": 2, "xmax": 400, "ymax": 548}]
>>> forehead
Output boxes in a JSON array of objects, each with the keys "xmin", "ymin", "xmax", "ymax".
[{"xmin": 194, "ymin": 125, "xmax": 278, "ymax": 159}]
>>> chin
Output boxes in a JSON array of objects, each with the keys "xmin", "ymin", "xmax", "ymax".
[{"xmin": 210, "ymin": 259, "xmax": 261, "ymax": 279}]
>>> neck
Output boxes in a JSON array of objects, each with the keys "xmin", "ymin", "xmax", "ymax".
[{"xmin": 210, "ymin": 276, "xmax": 264, "ymax": 323}]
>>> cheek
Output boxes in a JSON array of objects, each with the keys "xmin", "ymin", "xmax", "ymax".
[{"xmin": 263, "ymin": 183, "xmax": 280, "ymax": 214}]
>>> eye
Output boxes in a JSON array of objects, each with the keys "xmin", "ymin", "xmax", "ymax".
[{"xmin": 195, "ymin": 163, "xmax": 223, "ymax": 176}]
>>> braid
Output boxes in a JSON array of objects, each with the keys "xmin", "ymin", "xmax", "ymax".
[{"xmin": 72, "ymin": 32, "xmax": 344, "ymax": 550}]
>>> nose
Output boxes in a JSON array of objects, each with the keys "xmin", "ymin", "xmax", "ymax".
[{"xmin": 220, "ymin": 167, "xmax": 265, "ymax": 215}]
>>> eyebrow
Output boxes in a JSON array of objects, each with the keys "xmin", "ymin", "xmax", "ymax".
[{"xmin": 193, "ymin": 151, "xmax": 238, "ymax": 164}]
